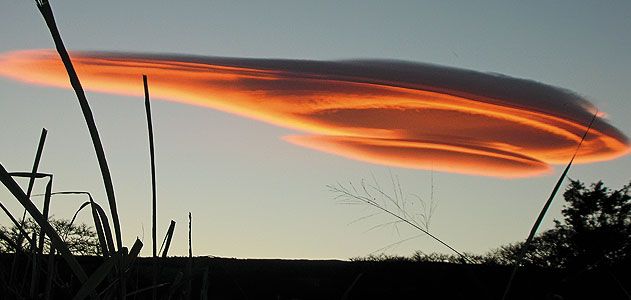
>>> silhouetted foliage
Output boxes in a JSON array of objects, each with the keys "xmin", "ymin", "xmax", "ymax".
[
  {"xmin": 359, "ymin": 180, "xmax": 631, "ymax": 270},
  {"xmin": 486, "ymin": 179, "xmax": 631, "ymax": 269},
  {"xmin": 351, "ymin": 251, "xmax": 488, "ymax": 264},
  {"xmin": 484, "ymin": 229, "xmax": 573, "ymax": 268},
  {"xmin": 559, "ymin": 180, "xmax": 631, "ymax": 266},
  {"xmin": 0, "ymin": 217, "xmax": 100, "ymax": 255}
]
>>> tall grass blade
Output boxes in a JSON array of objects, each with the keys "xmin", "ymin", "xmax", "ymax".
[
  {"xmin": 69, "ymin": 201, "xmax": 92, "ymax": 227},
  {"xmin": 8, "ymin": 172, "xmax": 50, "ymax": 179},
  {"xmin": 0, "ymin": 163, "xmax": 88, "ymax": 282},
  {"xmin": 16, "ymin": 128, "xmax": 49, "ymax": 286},
  {"xmin": 92, "ymin": 201, "xmax": 115, "ymax": 257},
  {"xmin": 30, "ymin": 175, "xmax": 51, "ymax": 298},
  {"xmin": 67, "ymin": 199, "xmax": 108, "ymax": 257},
  {"xmin": 143, "ymin": 74, "xmax": 158, "ymax": 300},
  {"xmin": 38, "ymin": 175, "xmax": 53, "ymax": 254},
  {"xmin": 143, "ymin": 75, "xmax": 157, "ymax": 257},
  {"xmin": 30, "ymin": 175, "xmax": 53, "ymax": 297},
  {"xmin": 124, "ymin": 238, "xmax": 143, "ymax": 268},
  {"xmin": 35, "ymin": 0, "xmax": 122, "ymax": 252},
  {"xmin": 14, "ymin": 128, "xmax": 47, "ymax": 292},
  {"xmin": 501, "ymin": 112, "xmax": 598, "ymax": 300},
  {"xmin": 21, "ymin": 128, "xmax": 48, "ymax": 222},
  {"xmin": 90, "ymin": 202, "xmax": 109, "ymax": 257},
  {"xmin": 160, "ymin": 220, "xmax": 176, "ymax": 258}
]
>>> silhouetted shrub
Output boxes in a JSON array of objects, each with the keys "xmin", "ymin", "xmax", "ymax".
[{"xmin": 0, "ymin": 218, "xmax": 99, "ymax": 255}]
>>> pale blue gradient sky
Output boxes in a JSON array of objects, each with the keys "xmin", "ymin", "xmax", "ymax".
[{"xmin": 0, "ymin": 0, "xmax": 629, "ymax": 259}]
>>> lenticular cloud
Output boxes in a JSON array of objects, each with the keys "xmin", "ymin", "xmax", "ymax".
[{"xmin": 0, "ymin": 49, "xmax": 628, "ymax": 177}]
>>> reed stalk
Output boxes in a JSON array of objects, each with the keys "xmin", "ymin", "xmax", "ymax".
[
  {"xmin": 160, "ymin": 220, "xmax": 176, "ymax": 258},
  {"xmin": 124, "ymin": 238, "xmax": 143, "ymax": 269},
  {"xmin": 32, "ymin": 174, "xmax": 52, "ymax": 297},
  {"xmin": 143, "ymin": 75, "xmax": 157, "ymax": 257},
  {"xmin": 501, "ymin": 112, "xmax": 598, "ymax": 300},
  {"xmin": 12, "ymin": 128, "xmax": 47, "ymax": 289},
  {"xmin": 186, "ymin": 212, "xmax": 192, "ymax": 298},
  {"xmin": 143, "ymin": 74, "xmax": 159, "ymax": 300},
  {"xmin": 35, "ymin": 0, "xmax": 122, "ymax": 252},
  {"xmin": 35, "ymin": 2, "xmax": 124, "ymax": 296},
  {"xmin": 20, "ymin": 128, "xmax": 48, "ymax": 223},
  {"xmin": 67, "ymin": 199, "xmax": 108, "ymax": 257}
]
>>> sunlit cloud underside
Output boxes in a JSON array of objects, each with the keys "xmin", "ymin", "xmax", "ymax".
[{"xmin": 0, "ymin": 50, "xmax": 628, "ymax": 177}]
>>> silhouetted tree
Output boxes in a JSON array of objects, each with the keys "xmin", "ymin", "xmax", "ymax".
[
  {"xmin": 0, "ymin": 217, "xmax": 100, "ymax": 256},
  {"xmin": 360, "ymin": 180, "xmax": 631, "ymax": 270},
  {"xmin": 487, "ymin": 179, "xmax": 631, "ymax": 269}
]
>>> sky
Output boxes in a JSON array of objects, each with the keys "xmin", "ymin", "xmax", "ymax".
[{"xmin": 0, "ymin": 0, "xmax": 630, "ymax": 259}]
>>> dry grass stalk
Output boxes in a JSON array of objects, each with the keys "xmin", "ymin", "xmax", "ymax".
[
  {"xmin": 186, "ymin": 212, "xmax": 192, "ymax": 298},
  {"xmin": 14, "ymin": 128, "xmax": 47, "ymax": 293},
  {"xmin": 35, "ymin": 0, "xmax": 122, "ymax": 252},
  {"xmin": 21, "ymin": 128, "xmax": 48, "ymax": 223},
  {"xmin": 143, "ymin": 74, "xmax": 159, "ymax": 300},
  {"xmin": 160, "ymin": 220, "xmax": 176, "ymax": 258},
  {"xmin": 143, "ymin": 74, "xmax": 157, "ymax": 258},
  {"xmin": 37, "ymin": 175, "xmax": 53, "ymax": 254},
  {"xmin": 69, "ymin": 200, "xmax": 108, "ymax": 256},
  {"xmin": 32, "ymin": 174, "xmax": 52, "ymax": 297},
  {"xmin": 329, "ymin": 175, "xmax": 468, "ymax": 262},
  {"xmin": 88, "ymin": 200, "xmax": 109, "ymax": 257},
  {"xmin": 124, "ymin": 238, "xmax": 143, "ymax": 268},
  {"xmin": 501, "ymin": 112, "xmax": 598, "ymax": 300},
  {"xmin": 35, "ymin": 2, "xmax": 125, "ymax": 296}
]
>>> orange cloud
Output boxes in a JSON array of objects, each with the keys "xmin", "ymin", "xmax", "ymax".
[{"xmin": 0, "ymin": 49, "xmax": 628, "ymax": 177}]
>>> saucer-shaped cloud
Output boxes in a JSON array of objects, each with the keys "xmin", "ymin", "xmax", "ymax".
[{"xmin": 0, "ymin": 50, "xmax": 628, "ymax": 177}]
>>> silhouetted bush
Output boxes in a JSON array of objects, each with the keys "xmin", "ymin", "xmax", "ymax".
[
  {"xmin": 0, "ymin": 218, "xmax": 100, "ymax": 256},
  {"xmin": 359, "ymin": 179, "xmax": 631, "ymax": 270},
  {"xmin": 487, "ymin": 179, "xmax": 630, "ymax": 270}
]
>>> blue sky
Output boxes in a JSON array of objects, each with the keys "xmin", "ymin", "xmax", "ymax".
[{"xmin": 0, "ymin": 0, "xmax": 629, "ymax": 259}]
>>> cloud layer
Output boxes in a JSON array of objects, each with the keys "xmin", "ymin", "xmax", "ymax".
[{"xmin": 0, "ymin": 49, "xmax": 628, "ymax": 177}]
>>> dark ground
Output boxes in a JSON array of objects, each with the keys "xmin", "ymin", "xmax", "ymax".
[{"xmin": 1, "ymin": 254, "xmax": 629, "ymax": 299}]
